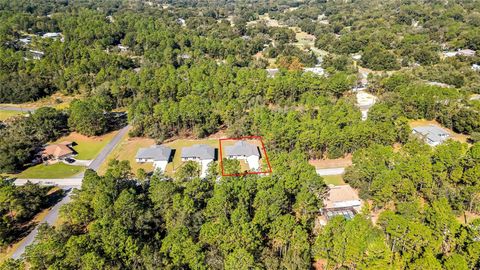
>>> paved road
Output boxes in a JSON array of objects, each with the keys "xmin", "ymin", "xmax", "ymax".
[
  {"xmin": 0, "ymin": 105, "xmax": 36, "ymax": 112},
  {"xmin": 11, "ymin": 187, "xmax": 76, "ymax": 259},
  {"xmin": 10, "ymin": 125, "xmax": 130, "ymax": 260},
  {"xmin": 14, "ymin": 177, "xmax": 83, "ymax": 186},
  {"xmin": 88, "ymin": 125, "xmax": 130, "ymax": 171},
  {"xmin": 316, "ymin": 167, "xmax": 346, "ymax": 176}
]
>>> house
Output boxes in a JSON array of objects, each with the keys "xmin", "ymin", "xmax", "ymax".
[
  {"xmin": 117, "ymin": 45, "xmax": 129, "ymax": 52},
  {"xmin": 266, "ymin": 68, "xmax": 279, "ymax": 78},
  {"xmin": 181, "ymin": 144, "xmax": 215, "ymax": 177},
  {"xmin": 136, "ymin": 145, "xmax": 172, "ymax": 172},
  {"xmin": 225, "ymin": 141, "xmax": 260, "ymax": 170},
  {"xmin": 412, "ymin": 125, "xmax": 450, "ymax": 146},
  {"xmin": 320, "ymin": 185, "xmax": 362, "ymax": 222},
  {"xmin": 303, "ymin": 66, "xmax": 325, "ymax": 76},
  {"xmin": 472, "ymin": 64, "xmax": 480, "ymax": 72},
  {"xmin": 41, "ymin": 142, "xmax": 74, "ymax": 161},
  {"xmin": 457, "ymin": 49, "xmax": 476, "ymax": 57},
  {"xmin": 42, "ymin": 32, "xmax": 61, "ymax": 39},
  {"xmin": 29, "ymin": 50, "xmax": 44, "ymax": 60}
]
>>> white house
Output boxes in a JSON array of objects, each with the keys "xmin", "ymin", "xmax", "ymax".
[
  {"xmin": 472, "ymin": 64, "xmax": 480, "ymax": 72},
  {"xmin": 225, "ymin": 141, "xmax": 260, "ymax": 170},
  {"xmin": 181, "ymin": 144, "xmax": 215, "ymax": 177},
  {"xmin": 412, "ymin": 125, "xmax": 450, "ymax": 146},
  {"xmin": 136, "ymin": 145, "xmax": 172, "ymax": 172},
  {"xmin": 303, "ymin": 66, "xmax": 325, "ymax": 76}
]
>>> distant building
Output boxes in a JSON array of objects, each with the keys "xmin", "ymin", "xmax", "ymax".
[
  {"xmin": 412, "ymin": 125, "xmax": 450, "ymax": 146},
  {"xmin": 176, "ymin": 18, "xmax": 186, "ymax": 26},
  {"xmin": 136, "ymin": 145, "xmax": 172, "ymax": 172},
  {"xmin": 425, "ymin": 81, "xmax": 453, "ymax": 88},
  {"xmin": 42, "ymin": 32, "xmax": 61, "ymax": 39},
  {"xmin": 225, "ymin": 141, "xmax": 260, "ymax": 170},
  {"xmin": 303, "ymin": 66, "xmax": 325, "ymax": 76},
  {"xmin": 19, "ymin": 37, "xmax": 31, "ymax": 45},
  {"xmin": 266, "ymin": 68, "xmax": 279, "ymax": 78},
  {"xmin": 321, "ymin": 185, "xmax": 362, "ymax": 222},
  {"xmin": 41, "ymin": 142, "xmax": 74, "ymax": 161},
  {"xmin": 457, "ymin": 49, "xmax": 476, "ymax": 57},
  {"xmin": 181, "ymin": 144, "xmax": 215, "ymax": 177},
  {"xmin": 118, "ymin": 45, "xmax": 129, "ymax": 52},
  {"xmin": 443, "ymin": 49, "xmax": 476, "ymax": 58},
  {"xmin": 29, "ymin": 50, "xmax": 44, "ymax": 60},
  {"xmin": 472, "ymin": 64, "xmax": 480, "ymax": 72}
]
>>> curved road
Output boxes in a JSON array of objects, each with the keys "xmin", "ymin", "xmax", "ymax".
[{"xmin": 11, "ymin": 125, "xmax": 130, "ymax": 259}]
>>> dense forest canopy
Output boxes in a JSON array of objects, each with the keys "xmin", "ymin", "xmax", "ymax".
[{"xmin": 1, "ymin": 0, "xmax": 480, "ymax": 269}]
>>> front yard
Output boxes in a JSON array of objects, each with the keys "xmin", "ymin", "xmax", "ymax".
[{"xmin": 16, "ymin": 162, "xmax": 84, "ymax": 179}]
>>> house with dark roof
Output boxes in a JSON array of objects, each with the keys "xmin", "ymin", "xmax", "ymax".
[
  {"xmin": 225, "ymin": 141, "xmax": 260, "ymax": 170},
  {"xmin": 181, "ymin": 144, "xmax": 215, "ymax": 177},
  {"xmin": 412, "ymin": 125, "xmax": 450, "ymax": 146},
  {"xmin": 136, "ymin": 145, "xmax": 172, "ymax": 172}
]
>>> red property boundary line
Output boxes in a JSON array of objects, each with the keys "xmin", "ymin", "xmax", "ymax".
[{"xmin": 219, "ymin": 136, "xmax": 273, "ymax": 177}]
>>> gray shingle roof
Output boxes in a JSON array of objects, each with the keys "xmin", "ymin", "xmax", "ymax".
[
  {"xmin": 225, "ymin": 141, "xmax": 259, "ymax": 157},
  {"xmin": 136, "ymin": 145, "xmax": 172, "ymax": 161},
  {"xmin": 413, "ymin": 125, "xmax": 450, "ymax": 144},
  {"xmin": 181, "ymin": 144, "xmax": 215, "ymax": 160}
]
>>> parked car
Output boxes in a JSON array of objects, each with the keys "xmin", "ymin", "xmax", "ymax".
[{"xmin": 64, "ymin": 157, "xmax": 75, "ymax": 164}]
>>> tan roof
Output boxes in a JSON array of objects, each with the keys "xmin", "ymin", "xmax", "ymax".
[
  {"xmin": 324, "ymin": 185, "xmax": 361, "ymax": 209},
  {"xmin": 42, "ymin": 144, "xmax": 74, "ymax": 158}
]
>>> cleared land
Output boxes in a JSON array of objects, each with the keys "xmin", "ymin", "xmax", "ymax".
[
  {"xmin": 16, "ymin": 162, "xmax": 84, "ymax": 179},
  {"xmin": 0, "ymin": 110, "xmax": 24, "ymax": 121},
  {"xmin": 309, "ymin": 155, "xmax": 353, "ymax": 169},
  {"xmin": 98, "ymin": 135, "xmax": 156, "ymax": 175}
]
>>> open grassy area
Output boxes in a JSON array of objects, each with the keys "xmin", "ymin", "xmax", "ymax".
[
  {"xmin": 53, "ymin": 131, "xmax": 118, "ymax": 160},
  {"xmin": 16, "ymin": 162, "xmax": 84, "ymax": 179},
  {"xmin": 322, "ymin": 175, "xmax": 346, "ymax": 186},
  {"xmin": 98, "ymin": 135, "xmax": 156, "ymax": 176},
  {"xmin": 0, "ymin": 110, "xmax": 25, "ymax": 121}
]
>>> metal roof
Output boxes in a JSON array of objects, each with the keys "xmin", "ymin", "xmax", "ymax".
[
  {"xmin": 136, "ymin": 145, "xmax": 172, "ymax": 161},
  {"xmin": 181, "ymin": 144, "xmax": 215, "ymax": 160},
  {"xmin": 413, "ymin": 125, "xmax": 450, "ymax": 143},
  {"xmin": 225, "ymin": 141, "xmax": 259, "ymax": 157}
]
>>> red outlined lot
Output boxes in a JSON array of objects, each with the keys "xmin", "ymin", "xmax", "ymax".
[{"xmin": 219, "ymin": 136, "xmax": 273, "ymax": 177}]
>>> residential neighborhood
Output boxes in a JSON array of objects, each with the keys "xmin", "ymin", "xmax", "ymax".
[{"xmin": 0, "ymin": 0, "xmax": 479, "ymax": 269}]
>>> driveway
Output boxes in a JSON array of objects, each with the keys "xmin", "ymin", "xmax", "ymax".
[
  {"xmin": 88, "ymin": 125, "xmax": 130, "ymax": 171},
  {"xmin": 10, "ymin": 125, "xmax": 130, "ymax": 260},
  {"xmin": 11, "ymin": 187, "xmax": 75, "ymax": 260}
]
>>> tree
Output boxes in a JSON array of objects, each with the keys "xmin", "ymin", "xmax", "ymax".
[{"xmin": 68, "ymin": 99, "xmax": 108, "ymax": 136}]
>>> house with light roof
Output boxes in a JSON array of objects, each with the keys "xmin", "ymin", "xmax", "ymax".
[
  {"xmin": 181, "ymin": 144, "xmax": 215, "ymax": 177},
  {"xmin": 225, "ymin": 141, "xmax": 260, "ymax": 170},
  {"xmin": 136, "ymin": 145, "xmax": 172, "ymax": 172},
  {"xmin": 412, "ymin": 125, "xmax": 450, "ymax": 146}
]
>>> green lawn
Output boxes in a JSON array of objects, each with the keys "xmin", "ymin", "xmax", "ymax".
[
  {"xmin": 52, "ymin": 131, "xmax": 117, "ymax": 160},
  {"xmin": 0, "ymin": 110, "xmax": 24, "ymax": 121},
  {"xmin": 16, "ymin": 163, "xmax": 85, "ymax": 179},
  {"xmin": 322, "ymin": 175, "xmax": 346, "ymax": 186}
]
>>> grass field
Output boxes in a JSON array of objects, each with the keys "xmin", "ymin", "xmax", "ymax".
[
  {"xmin": 53, "ymin": 131, "xmax": 118, "ymax": 160},
  {"xmin": 16, "ymin": 162, "xmax": 84, "ymax": 179},
  {"xmin": 98, "ymin": 135, "xmax": 156, "ymax": 176},
  {"xmin": 322, "ymin": 175, "xmax": 346, "ymax": 186},
  {"xmin": 0, "ymin": 110, "xmax": 25, "ymax": 121}
]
